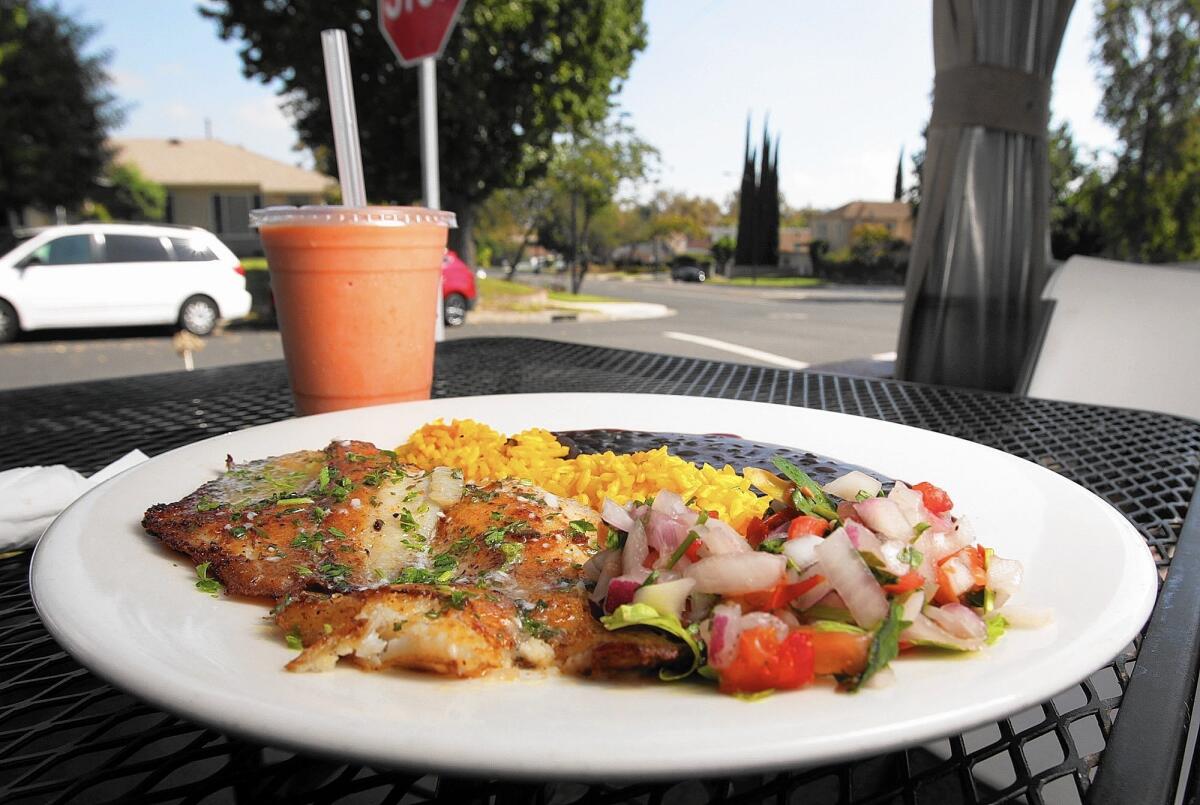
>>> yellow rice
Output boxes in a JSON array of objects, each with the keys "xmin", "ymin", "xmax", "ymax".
[{"xmin": 396, "ymin": 419, "xmax": 768, "ymax": 533}]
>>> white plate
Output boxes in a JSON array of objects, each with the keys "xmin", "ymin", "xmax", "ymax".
[{"xmin": 31, "ymin": 393, "xmax": 1158, "ymax": 780}]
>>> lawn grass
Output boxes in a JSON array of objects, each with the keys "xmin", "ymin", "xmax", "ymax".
[
  {"xmin": 708, "ymin": 275, "xmax": 825, "ymax": 287},
  {"xmin": 477, "ymin": 277, "xmax": 542, "ymax": 297}
]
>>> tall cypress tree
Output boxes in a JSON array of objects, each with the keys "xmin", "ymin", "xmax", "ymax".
[
  {"xmin": 893, "ymin": 147, "xmax": 904, "ymax": 201},
  {"xmin": 764, "ymin": 136, "xmax": 780, "ymax": 266},
  {"xmin": 754, "ymin": 126, "xmax": 772, "ymax": 265},
  {"xmin": 734, "ymin": 117, "xmax": 757, "ymax": 266}
]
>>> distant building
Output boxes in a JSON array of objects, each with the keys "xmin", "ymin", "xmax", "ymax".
[
  {"xmin": 779, "ymin": 227, "xmax": 813, "ymax": 274},
  {"xmin": 110, "ymin": 138, "xmax": 335, "ymax": 256},
  {"xmin": 809, "ymin": 201, "xmax": 913, "ymax": 251}
]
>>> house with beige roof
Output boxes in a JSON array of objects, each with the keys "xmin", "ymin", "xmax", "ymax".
[
  {"xmin": 809, "ymin": 201, "xmax": 913, "ymax": 251},
  {"xmin": 110, "ymin": 138, "xmax": 335, "ymax": 255}
]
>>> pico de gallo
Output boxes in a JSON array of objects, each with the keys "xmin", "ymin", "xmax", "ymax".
[{"xmin": 588, "ymin": 456, "xmax": 1045, "ymax": 697}]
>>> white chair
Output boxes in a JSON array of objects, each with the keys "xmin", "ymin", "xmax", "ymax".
[{"xmin": 1018, "ymin": 256, "xmax": 1200, "ymax": 421}]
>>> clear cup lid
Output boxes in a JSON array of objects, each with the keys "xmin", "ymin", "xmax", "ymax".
[{"xmin": 249, "ymin": 205, "xmax": 457, "ymax": 229}]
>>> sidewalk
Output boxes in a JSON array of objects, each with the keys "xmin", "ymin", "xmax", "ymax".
[{"xmin": 466, "ymin": 300, "xmax": 674, "ymax": 325}]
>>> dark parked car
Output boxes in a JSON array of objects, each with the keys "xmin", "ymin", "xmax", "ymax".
[{"xmin": 670, "ymin": 264, "xmax": 707, "ymax": 283}]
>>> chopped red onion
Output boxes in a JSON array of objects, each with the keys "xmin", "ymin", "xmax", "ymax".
[
  {"xmin": 604, "ymin": 570, "xmax": 650, "ymax": 613},
  {"xmin": 813, "ymin": 527, "xmax": 890, "ymax": 628},
  {"xmin": 707, "ymin": 603, "xmax": 744, "ymax": 670}
]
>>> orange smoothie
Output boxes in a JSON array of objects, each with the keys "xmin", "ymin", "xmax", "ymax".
[{"xmin": 252, "ymin": 207, "xmax": 455, "ymax": 415}]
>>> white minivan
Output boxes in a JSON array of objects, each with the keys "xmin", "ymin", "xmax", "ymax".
[{"xmin": 0, "ymin": 223, "xmax": 253, "ymax": 342}]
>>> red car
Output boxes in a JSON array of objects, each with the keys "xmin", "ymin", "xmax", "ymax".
[{"xmin": 441, "ymin": 250, "xmax": 477, "ymax": 327}]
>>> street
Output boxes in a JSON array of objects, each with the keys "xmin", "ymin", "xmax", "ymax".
[{"xmin": 0, "ymin": 278, "xmax": 901, "ymax": 391}]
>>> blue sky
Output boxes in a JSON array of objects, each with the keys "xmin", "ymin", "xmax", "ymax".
[{"xmin": 88, "ymin": 1, "xmax": 1115, "ymax": 209}]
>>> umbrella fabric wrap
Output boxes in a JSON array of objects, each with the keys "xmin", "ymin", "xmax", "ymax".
[{"xmin": 896, "ymin": 0, "xmax": 1074, "ymax": 392}]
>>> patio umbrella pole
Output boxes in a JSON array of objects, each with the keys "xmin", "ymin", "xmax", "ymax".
[{"xmin": 896, "ymin": 0, "xmax": 1074, "ymax": 392}]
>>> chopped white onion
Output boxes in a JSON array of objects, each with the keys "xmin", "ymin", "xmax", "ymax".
[
  {"xmin": 782, "ymin": 535, "xmax": 823, "ymax": 570},
  {"xmin": 696, "ymin": 518, "xmax": 752, "ymax": 556},
  {"xmin": 902, "ymin": 614, "xmax": 984, "ymax": 651},
  {"xmin": 925, "ymin": 603, "xmax": 987, "ymax": 641},
  {"xmin": 822, "ymin": 470, "xmax": 883, "ymax": 501},
  {"xmin": 813, "ymin": 528, "xmax": 890, "ymax": 628},
  {"xmin": 633, "ymin": 577, "xmax": 696, "ymax": 621},
  {"xmin": 600, "ymin": 498, "xmax": 635, "ymax": 533},
  {"xmin": 622, "ymin": 520, "xmax": 649, "ymax": 576},
  {"xmin": 844, "ymin": 519, "xmax": 884, "ymax": 558},
  {"xmin": 582, "ymin": 548, "xmax": 616, "ymax": 583},
  {"xmin": 987, "ymin": 556, "xmax": 1024, "ymax": 609},
  {"xmin": 684, "ymin": 552, "xmax": 786, "ymax": 595},
  {"xmin": 427, "ymin": 467, "xmax": 464, "ymax": 507},
  {"xmin": 854, "ymin": 498, "xmax": 913, "ymax": 541},
  {"xmin": 589, "ymin": 550, "xmax": 623, "ymax": 603}
]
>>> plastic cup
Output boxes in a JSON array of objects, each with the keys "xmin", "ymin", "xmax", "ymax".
[{"xmin": 249, "ymin": 206, "xmax": 456, "ymax": 415}]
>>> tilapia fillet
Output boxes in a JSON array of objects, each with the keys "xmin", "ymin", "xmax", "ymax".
[{"xmin": 143, "ymin": 441, "xmax": 683, "ymax": 679}]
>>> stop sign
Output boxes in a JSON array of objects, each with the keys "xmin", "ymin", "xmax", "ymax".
[{"xmin": 378, "ymin": 0, "xmax": 465, "ymax": 67}]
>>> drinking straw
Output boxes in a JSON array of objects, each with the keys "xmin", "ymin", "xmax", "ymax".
[{"xmin": 320, "ymin": 29, "xmax": 367, "ymax": 207}]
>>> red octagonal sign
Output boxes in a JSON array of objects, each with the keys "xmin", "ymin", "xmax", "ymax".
[{"xmin": 378, "ymin": 0, "xmax": 465, "ymax": 67}]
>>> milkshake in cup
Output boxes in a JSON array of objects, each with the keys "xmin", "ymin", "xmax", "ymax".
[{"xmin": 249, "ymin": 206, "xmax": 456, "ymax": 415}]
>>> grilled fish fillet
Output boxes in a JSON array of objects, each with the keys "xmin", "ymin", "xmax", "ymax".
[
  {"xmin": 144, "ymin": 442, "xmax": 684, "ymax": 678},
  {"xmin": 142, "ymin": 440, "xmax": 458, "ymax": 598}
]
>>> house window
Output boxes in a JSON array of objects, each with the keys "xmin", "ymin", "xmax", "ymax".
[{"xmin": 211, "ymin": 193, "xmax": 255, "ymax": 235}]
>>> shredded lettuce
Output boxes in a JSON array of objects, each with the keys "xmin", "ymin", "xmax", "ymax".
[
  {"xmin": 984, "ymin": 613, "xmax": 1008, "ymax": 645},
  {"xmin": 732, "ymin": 689, "xmax": 775, "ymax": 702},
  {"xmin": 600, "ymin": 603, "xmax": 703, "ymax": 681},
  {"xmin": 804, "ymin": 605, "xmax": 856, "ymax": 624}
]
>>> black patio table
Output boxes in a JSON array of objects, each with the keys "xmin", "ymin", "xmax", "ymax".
[{"xmin": 2, "ymin": 336, "xmax": 1199, "ymax": 805}]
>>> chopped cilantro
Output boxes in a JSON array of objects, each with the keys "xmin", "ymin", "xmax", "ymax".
[
  {"xmin": 398, "ymin": 510, "xmax": 419, "ymax": 533},
  {"xmin": 291, "ymin": 531, "xmax": 322, "ymax": 550},
  {"xmin": 771, "ymin": 456, "xmax": 836, "ymax": 519},
  {"xmin": 322, "ymin": 622, "xmax": 333, "ymax": 634},
  {"xmin": 605, "ymin": 530, "xmax": 626, "ymax": 551},
  {"xmin": 898, "ymin": 545, "xmax": 924, "ymax": 568},
  {"xmin": 345, "ymin": 451, "xmax": 367, "ymax": 463},
  {"xmin": 913, "ymin": 522, "xmax": 931, "ymax": 537},
  {"xmin": 665, "ymin": 530, "xmax": 700, "ymax": 569},
  {"xmin": 294, "ymin": 565, "xmax": 314, "ymax": 577},
  {"xmin": 856, "ymin": 490, "xmax": 873, "ymax": 502},
  {"xmin": 229, "ymin": 525, "xmax": 248, "ymax": 538},
  {"xmin": 758, "ymin": 537, "xmax": 787, "ymax": 555},
  {"xmin": 196, "ymin": 498, "xmax": 221, "ymax": 512},
  {"xmin": 521, "ymin": 615, "xmax": 562, "ymax": 641},
  {"xmin": 403, "ymin": 489, "xmax": 420, "ymax": 503},
  {"xmin": 568, "ymin": 519, "xmax": 597, "ymax": 536},
  {"xmin": 319, "ymin": 562, "xmax": 351, "ymax": 580},
  {"xmin": 318, "ymin": 466, "xmax": 331, "ymax": 491},
  {"xmin": 639, "ymin": 570, "xmax": 660, "ymax": 588},
  {"xmin": 499, "ymin": 542, "xmax": 523, "ymax": 568},
  {"xmin": 392, "ymin": 621, "xmax": 404, "ymax": 632},
  {"xmin": 194, "ymin": 562, "xmax": 222, "ymax": 596},
  {"xmin": 326, "ymin": 526, "xmax": 347, "ymax": 540},
  {"xmin": 843, "ymin": 601, "xmax": 910, "ymax": 691},
  {"xmin": 276, "ymin": 496, "xmax": 314, "ymax": 506},
  {"xmin": 270, "ymin": 593, "xmax": 293, "ymax": 616},
  {"xmin": 447, "ymin": 589, "xmax": 471, "ymax": 609},
  {"xmin": 285, "ymin": 627, "xmax": 303, "ymax": 651}
]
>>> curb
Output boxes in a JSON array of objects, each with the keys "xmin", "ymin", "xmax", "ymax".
[{"xmin": 466, "ymin": 301, "xmax": 674, "ymax": 325}]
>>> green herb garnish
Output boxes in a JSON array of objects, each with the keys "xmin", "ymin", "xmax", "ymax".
[
  {"xmin": 194, "ymin": 562, "xmax": 222, "ymax": 596},
  {"xmin": 843, "ymin": 601, "xmax": 910, "ymax": 691},
  {"xmin": 285, "ymin": 627, "xmax": 303, "ymax": 651},
  {"xmin": 196, "ymin": 498, "xmax": 221, "ymax": 512},
  {"xmin": 276, "ymin": 496, "xmax": 314, "ymax": 506},
  {"xmin": 758, "ymin": 537, "xmax": 787, "ymax": 555},
  {"xmin": 568, "ymin": 519, "xmax": 597, "ymax": 536},
  {"xmin": 665, "ymin": 530, "xmax": 700, "ymax": 569}
]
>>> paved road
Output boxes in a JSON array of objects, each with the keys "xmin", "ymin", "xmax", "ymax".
[{"xmin": 0, "ymin": 279, "xmax": 901, "ymax": 391}]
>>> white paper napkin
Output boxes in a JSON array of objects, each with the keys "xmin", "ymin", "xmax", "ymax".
[{"xmin": 0, "ymin": 449, "xmax": 148, "ymax": 552}]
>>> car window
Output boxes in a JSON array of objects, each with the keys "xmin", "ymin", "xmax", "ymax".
[
  {"xmin": 103, "ymin": 234, "xmax": 170, "ymax": 263},
  {"xmin": 20, "ymin": 234, "xmax": 95, "ymax": 267},
  {"xmin": 169, "ymin": 237, "xmax": 218, "ymax": 262}
]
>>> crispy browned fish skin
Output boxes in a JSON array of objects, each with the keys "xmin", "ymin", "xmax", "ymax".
[
  {"xmin": 142, "ymin": 440, "xmax": 417, "ymax": 598},
  {"xmin": 276, "ymin": 586, "xmax": 682, "ymax": 678}
]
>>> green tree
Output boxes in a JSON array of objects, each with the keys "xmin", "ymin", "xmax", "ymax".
[
  {"xmin": 203, "ymin": 0, "xmax": 646, "ymax": 264},
  {"xmin": 0, "ymin": 1, "xmax": 119, "ymax": 239},
  {"xmin": 711, "ymin": 235, "xmax": 735, "ymax": 272},
  {"xmin": 1095, "ymin": 0, "xmax": 1200, "ymax": 261},
  {"xmin": 92, "ymin": 163, "xmax": 166, "ymax": 222},
  {"xmin": 538, "ymin": 120, "xmax": 656, "ymax": 292},
  {"xmin": 1048, "ymin": 122, "xmax": 1107, "ymax": 260}
]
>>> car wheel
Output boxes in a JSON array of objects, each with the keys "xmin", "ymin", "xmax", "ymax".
[
  {"xmin": 443, "ymin": 293, "xmax": 468, "ymax": 327},
  {"xmin": 696, "ymin": 271, "xmax": 707, "ymax": 282},
  {"xmin": 179, "ymin": 295, "xmax": 219, "ymax": 336},
  {"xmin": 0, "ymin": 300, "xmax": 19, "ymax": 343}
]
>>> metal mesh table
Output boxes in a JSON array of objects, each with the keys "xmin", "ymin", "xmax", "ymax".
[{"xmin": 3, "ymin": 337, "xmax": 1199, "ymax": 805}]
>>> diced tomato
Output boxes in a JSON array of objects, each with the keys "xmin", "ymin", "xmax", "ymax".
[
  {"xmin": 788, "ymin": 515, "xmax": 830, "ymax": 539},
  {"xmin": 794, "ymin": 627, "xmax": 871, "ymax": 676},
  {"xmin": 735, "ymin": 575, "xmax": 825, "ymax": 611},
  {"xmin": 912, "ymin": 481, "xmax": 954, "ymax": 515},
  {"xmin": 934, "ymin": 547, "xmax": 987, "ymax": 605},
  {"xmin": 746, "ymin": 509, "xmax": 793, "ymax": 548},
  {"xmin": 898, "ymin": 640, "xmax": 915, "ymax": 652},
  {"xmin": 644, "ymin": 548, "xmax": 660, "ymax": 570},
  {"xmin": 684, "ymin": 537, "xmax": 704, "ymax": 563},
  {"xmin": 882, "ymin": 570, "xmax": 925, "ymax": 596},
  {"xmin": 719, "ymin": 627, "xmax": 815, "ymax": 694}
]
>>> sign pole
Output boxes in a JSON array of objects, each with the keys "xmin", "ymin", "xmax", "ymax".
[
  {"xmin": 418, "ymin": 56, "xmax": 445, "ymax": 340},
  {"xmin": 419, "ymin": 57, "xmax": 441, "ymax": 210}
]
